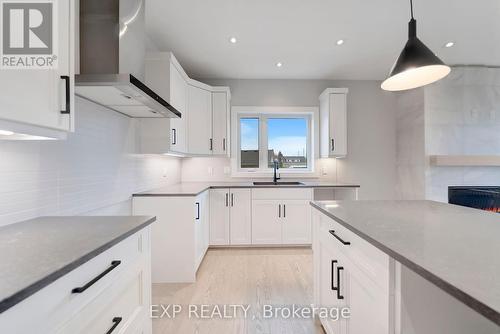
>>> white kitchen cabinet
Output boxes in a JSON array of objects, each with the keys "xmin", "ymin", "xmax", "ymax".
[
  {"xmin": 319, "ymin": 88, "xmax": 348, "ymax": 158},
  {"xmin": 209, "ymin": 188, "xmax": 251, "ymax": 245},
  {"xmin": 281, "ymin": 200, "xmax": 312, "ymax": 244},
  {"xmin": 313, "ymin": 208, "xmax": 395, "ymax": 334},
  {"xmin": 252, "ymin": 188, "xmax": 312, "ymax": 245},
  {"xmin": 209, "ymin": 189, "xmax": 230, "ymax": 245},
  {"xmin": 133, "ymin": 191, "xmax": 210, "ymax": 283},
  {"xmin": 144, "ymin": 52, "xmax": 189, "ymax": 153},
  {"xmin": 195, "ymin": 190, "xmax": 210, "ymax": 268},
  {"xmin": 0, "ymin": 228, "xmax": 152, "ymax": 334},
  {"xmin": 188, "ymin": 84, "xmax": 212, "ymax": 155},
  {"xmin": 0, "ymin": 0, "xmax": 75, "ymax": 135},
  {"xmin": 252, "ymin": 200, "xmax": 282, "ymax": 245},
  {"xmin": 212, "ymin": 90, "xmax": 230, "ymax": 156}
]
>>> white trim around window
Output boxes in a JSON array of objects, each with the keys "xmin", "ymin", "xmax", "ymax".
[{"xmin": 231, "ymin": 106, "xmax": 320, "ymax": 178}]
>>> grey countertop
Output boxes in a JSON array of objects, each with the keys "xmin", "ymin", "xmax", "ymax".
[
  {"xmin": 133, "ymin": 181, "xmax": 360, "ymax": 197},
  {"xmin": 0, "ymin": 215, "xmax": 155, "ymax": 314},
  {"xmin": 311, "ymin": 200, "xmax": 500, "ymax": 326}
]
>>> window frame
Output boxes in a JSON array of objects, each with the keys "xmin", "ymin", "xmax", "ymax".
[{"xmin": 231, "ymin": 106, "xmax": 318, "ymax": 177}]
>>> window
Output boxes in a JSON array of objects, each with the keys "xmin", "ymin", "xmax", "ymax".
[{"xmin": 236, "ymin": 109, "xmax": 313, "ymax": 173}]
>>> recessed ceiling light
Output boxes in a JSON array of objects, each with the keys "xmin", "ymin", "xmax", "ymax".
[
  {"xmin": 229, "ymin": 37, "xmax": 237, "ymax": 44},
  {"xmin": 276, "ymin": 62, "xmax": 283, "ymax": 68},
  {"xmin": 0, "ymin": 130, "xmax": 14, "ymax": 136},
  {"xmin": 336, "ymin": 39, "xmax": 344, "ymax": 46},
  {"xmin": 444, "ymin": 41, "xmax": 455, "ymax": 48}
]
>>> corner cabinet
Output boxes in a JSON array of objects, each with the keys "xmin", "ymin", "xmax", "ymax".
[
  {"xmin": 0, "ymin": 0, "xmax": 75, "ymax": 138},
  {"xmin": 142, "ymin": 52, "xmax": 231, "ymax": 156},
  {"xmin": 319, "ymin": 88, "xmax": 348, "ymax": 158}
]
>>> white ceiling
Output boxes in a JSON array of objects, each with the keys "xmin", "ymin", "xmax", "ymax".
[{"xmin": 146, "ymin": 0, "xmax": 500, "ymax": 80}]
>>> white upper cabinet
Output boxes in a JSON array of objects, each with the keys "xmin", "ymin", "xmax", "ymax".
[
  {"xmin": 188, "ymin": 83, "xmax": 212, "ymax": 155},
  {"xmin": 320, "ymin": 88, "xmax": 348, "ymax": 158},
  {"xmin": 212, "ymin": 90, "xmax": 230, "ymax": 156},
  {"xmin": 0, "ymin": 0, "xmax": 75, "ymax": 137},
  {"xmin": 143, "ymin": 52, "xmax": 231, "ymax": 156},
  {"xmin": 145, "ymin": 52, "xmax": 189, "ymax": 153}
]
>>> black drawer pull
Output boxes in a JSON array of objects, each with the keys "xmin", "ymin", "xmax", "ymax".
[
  {"xmin": 60, "ymin": 75, "xmax": 70, "ymax": 115},
  {"xmin": 331, "ymin": 260, "xmax": 338, "ymax": 291},
  {"xmin": 72, "ymin": 261, "xmax": 121, "ymax": 293},
  {"xmin": 225, "ymin": 193, "xmax": 229, "ymax": 207},
  {"xmin": 196, "ymin": 202, "xmax": 200, "ymax": 220},
  {"xmin": 331, "ymin": 138, "xmax": 335, "ymax": 151},
  {"xmin": 337, "ymin": 266, "xmax": 344, "ymax": 299},
  {"xmin": 172, "ymin": 129, "xmax": 177, "ymax": 145},
  {"xmin": 329, "ymin": 230, "xmax": 351, "ymax": 245},
  {"xmin": 105, "ymin": 317, "xmax": 122, "ymax": 334}
]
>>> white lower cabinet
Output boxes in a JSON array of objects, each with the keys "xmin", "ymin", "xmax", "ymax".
[
  {"xmin": 209, "ymin": 188, "xmax": 251, "ymax": 246},
  {"xmin": 133, "ymin": 191, "xmax": 210, "ymax": 283},
  {"xmin": 313, "ymin": 210, "xmax": 395, "ymax": 334},
  {"xmin": 252, "ymin": 188, "xmax": 312, "ymax": 245},
  {"xmin": 0, "ymin": 228, "xmax": 152, "ymax": 334}
]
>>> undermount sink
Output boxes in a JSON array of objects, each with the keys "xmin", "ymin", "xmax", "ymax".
[{"xmin": 253, "ymin": 181, "xmax": 304, "ymax": 186}]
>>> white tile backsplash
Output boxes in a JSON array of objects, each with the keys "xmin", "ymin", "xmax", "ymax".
[{"xmin": 0, "ymin": 97, "xmax": 181, "ymax": 226}]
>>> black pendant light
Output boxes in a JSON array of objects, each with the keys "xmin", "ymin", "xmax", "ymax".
[{"xmin": 381, "ymin": 0, "xmax": 450, "ymax": 91}]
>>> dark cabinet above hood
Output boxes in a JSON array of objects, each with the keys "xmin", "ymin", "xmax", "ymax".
[{"xmin": 75, "ymin": 0, "xmax": 181, "ymax": 118}]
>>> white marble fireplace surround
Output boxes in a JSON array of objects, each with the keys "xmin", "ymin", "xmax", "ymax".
[{"xmin": 396, "ymin": 66, "xmax": 500, "ymax": 202}]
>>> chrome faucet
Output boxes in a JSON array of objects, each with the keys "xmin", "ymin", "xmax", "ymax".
[{"xmin": 273, "ymin": 160, "xmax": 281, "ymax": 183}]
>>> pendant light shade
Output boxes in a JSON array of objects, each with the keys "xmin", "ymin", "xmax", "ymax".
[{"xmin": 381, "ymin": 2, "xmax": 450, "ymax": 91}]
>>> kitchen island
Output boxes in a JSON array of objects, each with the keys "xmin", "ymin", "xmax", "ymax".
[{"xmin": 311, "ymin": 200, "xmax": 500, "ymax": 333}]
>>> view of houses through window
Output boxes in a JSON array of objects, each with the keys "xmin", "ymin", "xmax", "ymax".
[{"xmin": 240, "ymin": 116, "xmax": 309, "ymax": 170}]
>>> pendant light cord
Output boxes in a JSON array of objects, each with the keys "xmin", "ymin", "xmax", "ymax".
[{"xmin": 409, "ymin": 0, "xmax": 414, "ymax": 19}]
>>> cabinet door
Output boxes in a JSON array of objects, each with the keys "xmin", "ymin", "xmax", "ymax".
[
  {"xmin": 0, "ymin": 0, "xmax": 74, "ymax": 132},
  {"xmin": 169, "ymin": 63, "xmax": 188, "ymax": 153},
  {"xmin": 251, "ymin": 200, "xmax": 282, "ymax": 244},
  {"xmin": 317, "ymin": 241, "xmax": 345, "ymax": 334},
  {"xmin": 329, "ymin": 93, "xmax": 347, "ymax": 157},
  {"xmin": 188, "ymin": 85, "xmax": 212, "ymax": 155},
  {"xmin": 342, "ymin": 257, "xmax": 390, "ymax": 334},
  {"xmin": 212, "ymin": 92, "xmax": 228, "ymax": 156},
  {"xmin": 229, "ymin": 189, "xmax": 251, "ymax": 245},
  {"xmin": 209, "ymin": 189, "xmax": 230, "ymax": 246},
  {"xmin": 282, "ymin": 200, "xmax": 312, "ymax": 244},
  {"xmin": 195, "ymin": 191, "xmax": 209, "ymax": 267}
]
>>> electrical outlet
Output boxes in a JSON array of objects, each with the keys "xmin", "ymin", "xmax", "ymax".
[{"xmin": 321, "ymin": 167, "xmax": 327, "ymax": 176}]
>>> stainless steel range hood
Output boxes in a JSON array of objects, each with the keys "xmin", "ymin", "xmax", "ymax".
[{"xmin": 75, "ymin": 0, "xmax": 181, "ymax": 118}]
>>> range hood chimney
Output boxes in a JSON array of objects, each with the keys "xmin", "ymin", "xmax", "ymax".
[{"xmin": 75, "ymin": 0, "xmax": 181, "ymax": 118}]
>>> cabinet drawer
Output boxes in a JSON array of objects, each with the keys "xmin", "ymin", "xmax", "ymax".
[
  {"xmin": 0, "ymin": 230, "xmax": 148, "ymax": 334},
  {"xmin": 55, "ymin": 259, "xmax": 148, "ymax": 334},
  {"xmin": 318, "ymin": 213, "xmax": 390, "ymax": 291},
  {"xmin": 252, "ymin": 188, "xmax": 312, "ymax": 200}
]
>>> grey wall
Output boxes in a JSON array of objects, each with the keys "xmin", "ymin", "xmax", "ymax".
[{"xmin": 195, "ymin": 79, "xmax": 398, "ymax": 200}]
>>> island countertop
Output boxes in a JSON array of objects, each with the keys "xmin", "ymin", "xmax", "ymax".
[
  {"xmin": 0, "ymin": 215, "xmax": 156, "ymax": 314},
  {"xmin": 311, "ymin": 200, "xmax": 500, "ymax": 326},
  {"xmin": 133, "ymin": 181, "xmax": 360, "ymax": 197}
]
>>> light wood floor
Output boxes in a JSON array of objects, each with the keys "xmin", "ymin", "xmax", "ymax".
[{"xmin": 152, "ymin": 248, "xmax": 325, "ymax": 334}]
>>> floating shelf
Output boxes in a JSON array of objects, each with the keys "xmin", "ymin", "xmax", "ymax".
[{"xmin": 429, "ymin": 155, "xmax": 500, "ymax": 167}]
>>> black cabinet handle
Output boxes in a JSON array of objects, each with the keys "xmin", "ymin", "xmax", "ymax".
[
  {"xmin": 172, "ymin": 129, "xmax": 177, "ymax": 145},
  {"xmin": 278, "ymin": 204, "xmax": 281, "ymax": 218},
  {"xmin": 223, "ymin": 138, "xmax": 226, "ymax": 151},
  {"xmin": 225, "ymin": 193, "xmax": 229, "ymax": 207},
  {"xmin": 337, "ymin": 266, "xmax": 344, "ymax": 299},
  {"xmin": 331, "ymin": 260, "xmax": 338, "ymax": 291},
  {"xmin": 331, "ymin": 138, "xmax": 335, "ymax": 151},
  {"xmin": 329, "ymin": 230, "xmax": 351, "ymax": 245},
  {"xmin": 283, "ymin": 204, "xmax": 286, "ymax": 218},
  {"xmin": 60, "ymin": 75, "xmax": 70, "ymax": 115},
  {"xmin": 231, "ymin": 193, "xmax": 234, "ymax": 207},
  {"xmin": 105, "ymin": 317, "xmax": 122, "ymax": 334},
  {"xmin": 195, "ymin": 202, "xmax": 200, "ymax": 220},
  {"xmin": 210, "ymin": 138, "xmax": 213, "ymax": 151},
  {"xmin": 72, "ymin": 261, "xmax": 121, "ymax": 293}
]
